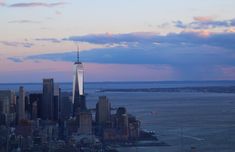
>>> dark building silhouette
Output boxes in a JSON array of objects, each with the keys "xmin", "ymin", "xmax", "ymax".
[
  {"xmin": 77, "ymin": 111, "xmax": 92, "ymax": 135},
  {"xmin": 42, "ymin": 79, "xmax": 54, "ymax": 120},
  {"xmin": 60, "ymin": 96, "xmax": 72, "ymax": 121},
  {"xmin": 116, "ymin": 107, "xmax": 129, "ymax": 136},
  {"xmin": 16, "ymin": 86, "xmax": 25, "ymax": 123},
  {"xmin": 74, "ymin": 95, "xmax": 87, "ymax": 116},
  {"xmin": 29, "ymin": 93, "xmax": 42, "ymax": 119},
  {"xmin": 96, "ymin": 96, "xmax": 111, "ymax": 126},
  {"xmin": 0, "ymin": 90, "xmax": 16, "ymax": 125},
  {"xmin": 128, "ymin": 115, "xmax": 140, "ymax": 139},
  {"xmin": 53, "ymin": 84, "xmax": 61, "ymax": 121}
]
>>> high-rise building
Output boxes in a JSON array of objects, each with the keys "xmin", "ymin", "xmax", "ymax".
[
  {"xmin": 0, "ymin": 91, "xmax": 11, "ymax": 114},
  {"xmin": 54, "ymin": 84, "xmax": 60, "ymax": 121},
  {"xmin": 116, "ymin": 107, "xmax": 129, "ymax": 136},
  {"xmin": 17, "ymin": 86, "xmax": 25, "ymax": 122},
  {"xmin": 0, "ymin": 90, "xmax": 16, "ymax": 125},
  {"xmin": 24, "ymin": 95, "xmax": 30, "ymax": 119},
  {"xmin": 128, "ymin": 115, "xmax": 140, "ymax": 139},
  {"xmin": 60, "ymin": 96, "xmax": 72, "ymax": 120},
  {"xmin": 72, "ymin": 47, "xmax": 86, "ymax": 116},
  {"xmin": 29, "ymin": 93, "xmax": 42, "ymax": 119},
  {"xmin": 31, "ymin": 101, "xmax": 38, "ymax": 120},
  {"xmin": 78, "ymin": 111, "xmax": 92, "ymax": 135},
  {"xmin": 96, "ymin": 96, "xmax": 111, "ymax": 125},
  {"xmin": 42, "ymin": 78, "xmax": 54, "ymax": 120}
]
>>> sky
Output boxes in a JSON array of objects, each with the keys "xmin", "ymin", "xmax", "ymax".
[{"xmin": 0, "ymin": 0, "xmax": 235, "ymax": 82}]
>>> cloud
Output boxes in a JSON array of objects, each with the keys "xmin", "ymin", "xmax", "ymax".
[
  {"xmin": 0, "ymin": 41, "xmax": 34, "ymax": 48},
  {"xmin": 65, "ymin": 31, "xmax": 235, "ymax": 50},
  {"xmin": 0, "ymin": 0, "xmax": 4, "ymax": 6},
  {"xmin": 173, "ymin": 21, "xmax": 187, "ymax": 29},
  {"xmin": 8, "ymin": 57, "xmax": 23, "ymax": 63},
  {"xmin": 8, "ymin": 20, "xmax": 41, "ymax": 24},
  {"xmin": 25, "ymin": 43, "xmax": 235, "ymax": 65},
  {"xmin": 23, "ymin": 44, "xmax": 235, "ymax": 80},
  {"xmin": 26, "ymin": 32, "xmax": 235, "ymax": 66},
  {"xmin": 193, "ymin": 16, "xmax": 215, "ymax": 22},
  {"xmin": 226, "ymin": 28, "xmax": 235, "ymax": 33},
  {"xmin": 218, "ymin": 66, "xmax": 235, "ymax": 80},
  {"xmin": 8, "ymin": 31, "xmax": 234, "ymax": 80},
  {"xmin": 174, "ymin": 18, "xmax": 235, "ymax": 29},
  {"xmin": 65, "ymin": 32, "xmax": 158, "ymax": 45},
  {"xmin": 35, "ymin": 38, "xmax": 61, "ymax": 43},
  {"xmin": 9, "ymin": 2, "xmax": 66, "ymax": 8}
]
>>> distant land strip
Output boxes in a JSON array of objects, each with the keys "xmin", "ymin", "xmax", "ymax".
[{"xmin": 99, "ymin": 86, "xmax": 235, "ymax": 93}]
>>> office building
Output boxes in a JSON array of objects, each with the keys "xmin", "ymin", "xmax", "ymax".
[
  {"xmin": 54, "ymin": 84, "xmax": 60, "ymax": 121},
  {"xmin": 17, "ymin": 86, "xmax": 25, "ymax": 123},
  {"xmin": 128, "ymin": 115, "xmax": 140, "ymax": 139},
  {"xmin": 31, "ymin": 101, "xmax": 38, "ymax": 120},
  {"xmin": 116, "ymin": 107, "xmax": 129, "ymax": 136},
  {"xmin": 42, "ymin": 79, "xmax": 54, "ymax": 120},
  {"xmin": 29, "ymin": 93, "xmax": 42, "ymax": 119},
  {"xmin": 72, "ymin": 47, "xmax": 86, "ymax": 116},
  {"xmin": 78, "ymin": 111, "xmax": 92, "ymax": 135},
  {"xmin": 96, "ymin": 96, "xmax": 111, "ymax": 125},
  {"xmin": 0, "ymin": 90, "xmax": 16, "ymax": 125},
  {"xmin": 60, "ymin": 96, "xmax": 72, "ymax": 121}
]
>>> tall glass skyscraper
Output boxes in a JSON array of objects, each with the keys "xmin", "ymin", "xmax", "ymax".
[{"xmin": 72, "ymin": 47, "xmax": 86, "ymax": 116}]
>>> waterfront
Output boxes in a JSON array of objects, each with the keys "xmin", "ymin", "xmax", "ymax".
[
  {"xmin": 97, "ymin": 92, "xmax": 235, "ymax": 152},
  {"xmin": 1, "ymin": 81, "xmax": 235, "ymax": 151}
]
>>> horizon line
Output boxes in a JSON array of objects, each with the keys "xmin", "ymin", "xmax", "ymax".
[{"xmin": 1, "ymin": 80, "xmax": 235, "ymax": 85}]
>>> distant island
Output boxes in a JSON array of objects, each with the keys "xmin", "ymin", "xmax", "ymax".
[{"xmin": 99, "ymin": 86, "xmax": 235, "ymax": 93}]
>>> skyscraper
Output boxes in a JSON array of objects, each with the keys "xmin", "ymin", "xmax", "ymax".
[
  {"xmin": 17, "ymin": 86, "xmax": 25, "ymax": 123},
  {"xmin": 116, "ymin": 107, "xmax": 129, "ymax": 136},
  {"xmin": 96, "ymin": 96, "xmax": 111, "ymax": 125},
  {"xmin": 0, "ymin": 90, "xmax": 16, "ymax": 125},
  {"xmin": 54, "ymin": 84, "xmax": 60, "ymax": 121},
  {"xmin": 72, "ymin": 46, "xmax": 86, "ymax": 116},
  {"xmin": 78, "ymin": 111, "xmax": 92, "ymax": 135},
  {"xmin": 60, "ymin": 96, "xmax": 72, "ymax": 120},
  {"xmin": 29, "ymin": 93, "xmax": 42, "ymax": 119},
  {"xmin": 42, "ymin": 78, "xmax": 54, "ymax": 120}
]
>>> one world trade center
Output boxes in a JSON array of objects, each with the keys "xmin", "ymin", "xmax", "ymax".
[{"xmin": 72, "ymin": 46, "xmax": 87, "ymax": 116}]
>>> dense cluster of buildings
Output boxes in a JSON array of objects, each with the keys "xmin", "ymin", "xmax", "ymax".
[{"xmin": 0, "ymin": 50, "xmax": 141, "ymax": 151}]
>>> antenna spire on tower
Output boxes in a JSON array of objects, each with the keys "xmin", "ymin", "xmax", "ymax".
[{"xmin": 77, "ymin": 45, "xmax": 79, "ymax": 62}]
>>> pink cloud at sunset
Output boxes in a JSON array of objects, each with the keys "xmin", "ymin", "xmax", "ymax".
[
  {"xmin": 193, "ymin": 16, "xmax": 215, "ymax": 22},
  {"xmin": 217, "ymin": 66, "xmax": 235, "ymax": 80}
]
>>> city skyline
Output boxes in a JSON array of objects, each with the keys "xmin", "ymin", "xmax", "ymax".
[{"xmin": 1, "ymin": 0, "xmax": 235, "ymax": 82}]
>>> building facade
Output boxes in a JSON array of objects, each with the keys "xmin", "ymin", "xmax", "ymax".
[
  {"xmin": 0, "ymin": 90, "xmax": 16, "ymax": 125},
  {"xmin": 72, "ymin": 49, "xmax": 86, "ymax": 116},
  {"xmin": 96, "ymin": 96, "xmax": 111, "ymax": 126},
  {"xmin": 78, "ymin": 111, "xmax": 92, "ymax": 135},
  {"xmin": 17, "ymin": 86, "xmax": 25, "ymax": 123},
  {"xmin": 42, "ymin": 79, "xmax": 54, "ymax": 120}
]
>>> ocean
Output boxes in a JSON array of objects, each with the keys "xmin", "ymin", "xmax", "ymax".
[{"xmin": 1, "ymin": 81, "xmax": 235, "ymax": 152}]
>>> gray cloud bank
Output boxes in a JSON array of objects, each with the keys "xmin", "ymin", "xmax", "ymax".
[
  {"xmin": 9, "ymin": 2, "xmax": 66, "ymax": 8},
  {"xmin": 10, "ymin": 31, "xmax": 235, "ymax": 79},
  {"xmin": 174, "ymin": 18, "xmax": 235, "ymax": 29},
  {"xmin": 25, "ymin": 32, "xmax": 235, "ymax": 67}
]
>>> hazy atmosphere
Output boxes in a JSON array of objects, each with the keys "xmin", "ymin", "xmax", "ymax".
[
  {"xmin": 1, "ymin": 0, "xmax": 235, "ymax": 82},
  {"xmin": 1, "ymin": 1, "xmax": 235, "ymax": 152}
]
